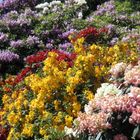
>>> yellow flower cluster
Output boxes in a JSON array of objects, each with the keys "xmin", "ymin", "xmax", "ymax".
[{"xmin": 0, "ymin": 37, "xmax": 139, "ymax": 139}]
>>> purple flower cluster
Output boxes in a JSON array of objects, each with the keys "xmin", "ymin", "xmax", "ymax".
[
  {"xmin": 94, "ymin": 0, "xmax": 115, "ymax": 16},
  {"xmin": 0, "ymin": 32, "xmax": 8, "ymax": 42},
  {"xmin": 59, "ymin": 42, "xmax": 73, "ymax": 50},
  {"xmin": 0, "ymin": 50, "xmax": 19, "ymax": 62},
  {"xmin": 59, "ymin": 29, "xmax": 76, "ymax": 39},
  {"xmin": 44, "ymin": 29, "xmax": 75, "ymax": 50},
  {"xmin": 0, "ymin": 0, "xmax": 38, "ymax": 13},
  {"xmin": 1, "ymin": 11, "xmax": 31, "ymax": 27},
  {"xmin": 10, "ymin": 40, "xmax": 24, "ymax": 48},
  {"xmin": 0, "ymin": 8, "xmax": 38, "ymax": 29},
  {"xmin": 26, "ymin": 35, "xmax": 40, "ymax": 46}
]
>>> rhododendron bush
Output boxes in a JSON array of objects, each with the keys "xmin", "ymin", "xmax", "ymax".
[
  {"xmin": 72, "ymin": 61, "xmax": 140, "ymax": 140},
  {"xmin": 0, "ymin": 0, "xmax": 140, "ymax": 140},
  {"xmin": 0, "ymin": 36, "xmax": 139, "ymax": 139}
]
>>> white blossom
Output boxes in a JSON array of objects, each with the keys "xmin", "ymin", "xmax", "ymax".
[
  {"xmin": 95, "ymin": 83, "xmax": 122, "ymax": 98},
  {"xmin": 74, "ymin": 0, "xmax": 87, "ymax": 5}
]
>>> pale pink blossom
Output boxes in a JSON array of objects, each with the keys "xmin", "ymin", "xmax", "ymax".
[
  {"xmin": 130, "ymin": 106, "xmax": 140, "ymax": 124},
  {"xmin": 76, "ymin": 112, "xmax": 110, "ymax": 134},
  {"xmin": 124, "ymin": 65, "xmax": 140, "ymax": 86},
  {"xmin": 128, "ymin": 87, "xmax": 140, "ymax": 99},
  {"xmin": 110, "ymin": 62, "xmax": 127, "ymax": 78}
]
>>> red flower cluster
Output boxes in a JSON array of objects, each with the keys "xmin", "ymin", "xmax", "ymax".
[
  {"xmin": 25, "ymin": 50, "xmax": 48, "ymax": 65},
  {"xmin": 71, "ymin": 26, "xmax": 108, "ymax": 42},
  {"xmin": 55, "ymin": 50, "xmax": 76, "ymax": 67},
  {"xmin": 14, "ymin": 67, "xmax": 31, "ymax": 84},
  {"xmin": 76, "ymin": 27, "xmax": 98, "ymax": 39},
  {"xmin": 14, "ymin": 49, "xmax": 76, "ymax": 84}
]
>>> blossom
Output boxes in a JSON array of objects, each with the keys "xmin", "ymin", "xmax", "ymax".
[
  {"xmin": 65, "ymin": 115, "xmax": 73, "ymax": 127},
  {"xmin": 0, "ymin": 50, "xmax": 19, "ymax": 62},
  {"xmin": 59, "ymin": 29, "xmax": 75, "ymax": 39},
  {"xmin": 110, "ymin": 37, "xmax": 119, "ymax": 46},
  {"xmin": 76, "ymin": 112, "xmax": 110, "ymax": 134},
  {"xmin": 94, "ymin": 0, "xmax": 115, "ymax": 16},
  {"xmin": 95, "ymin": 83, "xmax": 122, "ymax": 98},
  {"xmin": 26, "ymin": 36, "xmax": 40, "ymax": 46},
  {"xmin": 110, "ymin": 62, "xmax": 127, "ymax": 78},
  {"xmin": 95, "ymin": 94, "xmax": 135, "ymax": 113},
  {"xmin": 10, "ymin": 40, "xmax": 24, "ymax": 48},
  {"xmin": 21, "ymin": 123, "xmax": 33, "ymax": 137},
  {"xmin": 84, "ymin": 101, "xmax": 94, "ymax": 115},
  {"xmin": 74, "ymin": 0, "xmax": 86, "ymax": 5},
  {"xmin": 124, "ymin": 64, "xmax": 140, "ymax": 86},
  {"xmin": 25, "ymin": 50, "xmax": 48, "ymax": 65},
  {"xmin": 130, "ymin": 106, "xmax": 140, "ymax": 124},
  {"xmin": 0, "ymin": 32, "xmax": 8, "ymax": 42},
  {"xmin": 128, "ymin": 87, "xmax": 140, "ymax": 99},
  {"xmin": 35, "ymin": 2, "xmax": 49, "ymax": 9},
  {"xmin": 58, "ymin": 43, "xmax": 73, "ymax": 50},
  {"xmin": 64, "ymin": 126, "xmax": 78, "ymax": 137},
  {"xmin": 14, "ymin": 67, "xmax": 31, "ymax": 83},
  {"xmin": 49, "ymin": 1, "xmax": 62, "ymax": 7}
]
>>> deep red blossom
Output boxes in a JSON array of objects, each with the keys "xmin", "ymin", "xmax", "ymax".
[
  {"xmin": 14, "ymin": 66, "xmax": 31, "ymax": 84},
  {"xmin": 55, "ymin": 51, "xmax": 76, "ymax": 67},
  {"xmin": 14, "ymin": 49, "xmax": 76, "ymax": 84},
  {"xmin": 98, "ymin": 27, "xmax": 108, "ymax": 34},
  {"xmin": 72, "ymin": 26, "xmax": 108, "ymax": 42},
  {"xmin": 25, "ymin": 50, "xmax": 48, "ymax": 65}
]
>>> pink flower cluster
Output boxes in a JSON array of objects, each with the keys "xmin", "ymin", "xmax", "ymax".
[
  {"xmin": 110, "ymin": 62, "xmax": 127, "ymax": 78},
  {"xmin": 77, "ymin": 90, "xmax": 140, "ymax": 134},
  {"xmin": 76, "ymin": 61, "xmax": 140, "ymax": 138},
  {"xmin": 130, "ymin": 106, "xmax": 140, "ymax": 124},
  {"xmin": 129, "ymin": 87, "xmax": 140, "ymax": 124},
  {"xmin": 124, "ymin": 64, "xmax": 140, "ymax": 86},
  {"xmin": 76, "ymin": 112, "xmax": 111, "ymax": 134},
  {"xmin": 128, "ymin": 87, "xmax": 140, "ymax": 99},
  {"xmin": 95, "ymin": 95, "xmax": 136, "ymax": 113}
]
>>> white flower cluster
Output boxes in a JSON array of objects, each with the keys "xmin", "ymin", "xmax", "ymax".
[
  {"xmin": 84, "ymin": 100, "xmax": 94, "ymax": 115},
  {"xmin": 35, "ymin": 1, "xmax": 62, "ymax": 14},
  {"xmin": 84, "ymin": 83, "xmax": 122, "ymax": 115},
  {"xmin": 74, "ymin": 0, "xmax": 87, "ymax": 5},
  {"xmin": 95, "ymin": 83, "xmax": 122, "ymax": 98},
  {"xmin": 35, "ymin": 2, "xmax": 49, "ymax": 9},
  {"xmin": 64, "ymin": 126, "xmax": 79, "ymax": 138}
]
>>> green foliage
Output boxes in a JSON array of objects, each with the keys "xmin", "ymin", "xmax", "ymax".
[
  {"xmin": 116, "ymin": 0, "xmax": 140, "ymax": 12},
  {"xmin": 72, "ymin": 19, "xmax": 89, "ymax": 30},
  {"xmin": 115, "ymin": 0, "xmax": 133, "ymax": 14}
]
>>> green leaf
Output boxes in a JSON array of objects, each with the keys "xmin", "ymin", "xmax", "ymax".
[
  {"xmin": 132, "ymin": 125, "xmax": 139, "ymax": 139},
  {"xmin": 95, "ymin": 132, "xmax": 103, "ymax": 140}
]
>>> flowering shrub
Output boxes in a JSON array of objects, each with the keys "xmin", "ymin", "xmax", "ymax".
[
  {"xmin": 86, "ymin": 0, "xmax": 140, "ymax": 46},
  {"xmin": 0, "ymin": 0, "xmax": 89, "ymax": 76},
  {"xmin": 70, "ymin": 26, "xmax": 110, "ymax": 45},
  {"xmin": 74, "ymin": 61, "xmax": 140, "ymax": 140},
  {"xmin": 0, "ymin": 50, "xmax": 19, "ymax": 63},
  {"xmin": 0, "ymin": 34, "xmax": 139, "ymax": 139},
  {"xmin": 0, "ymin": 0, "xmax": 140, "ymax": 140},
  {"xmin": 0, "ymin": 0, "xmax": 44, "ymax": 13},
  {"xmin": 1, "ymin": 0, "xmax": 140, "ymax": 77},
  {"xmin": 14, "ymin": 49, "xmax": 76, "ymax": 84}
]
